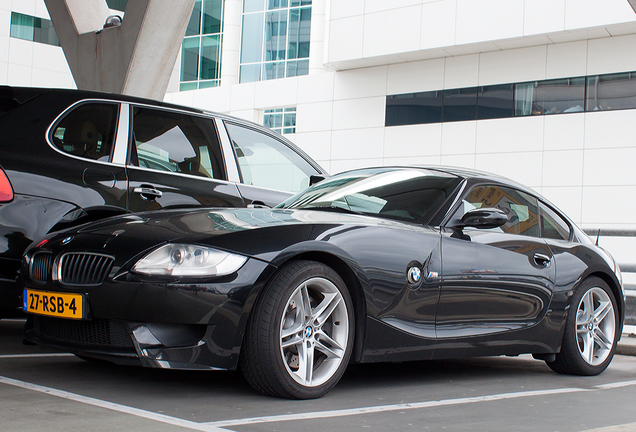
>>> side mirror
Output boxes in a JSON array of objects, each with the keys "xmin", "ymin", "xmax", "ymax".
[
  {"xmin": 460, "ymin": 207, "xmax": 508, "ymax": 229},
  {"xmin": 309, "ymin": 174, "xmax": 327, "ymax": 186}
]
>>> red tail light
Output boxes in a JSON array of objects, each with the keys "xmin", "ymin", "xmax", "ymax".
[{"xmin": 0, "ymin": 168, "xmax": 14, "ymax": 202}]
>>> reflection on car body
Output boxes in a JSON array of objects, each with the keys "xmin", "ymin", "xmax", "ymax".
[{"xmin": 22, "ymin": 167, "xmax": 624, "ymax": 399}]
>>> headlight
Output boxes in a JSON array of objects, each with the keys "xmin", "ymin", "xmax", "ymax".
[{"xmin": 132, "ymin": 244, "xmax": 247, "ymax": 277}]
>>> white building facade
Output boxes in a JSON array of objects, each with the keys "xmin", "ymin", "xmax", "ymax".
[{"xmin": 1, "ymin": 0, "xmax": 636, "ymax": 271}]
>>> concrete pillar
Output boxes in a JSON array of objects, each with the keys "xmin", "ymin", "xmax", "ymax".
[
  {"xmin": 220, "ymin": 0, "xmax": 241, "ymax": 86},
  {"xmin": 43, "ymin": 0, "xmax": 195, "ymax": 100},
  {"xmin": 630, "ymin": 0, "xmax": 636, "ymax": 14},
  {"xmin": 309, "ymin": 0, "xmax": 327, "ymax": 74}
]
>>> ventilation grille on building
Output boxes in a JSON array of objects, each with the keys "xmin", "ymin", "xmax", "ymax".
[
  {"xmin": 59, "ymin": 253, "xmax": 114, "ymax": 286},
  {"xmin": 30, "ymin": 252, "xmax": 53, "ymax": 284}
]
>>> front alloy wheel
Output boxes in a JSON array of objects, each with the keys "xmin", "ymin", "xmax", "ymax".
[{"xmin": 241, "ymin": 260, "xmax": 354, "ymax": 399}]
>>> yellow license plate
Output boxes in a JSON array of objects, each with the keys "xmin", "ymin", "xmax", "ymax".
[{"xmin": 23, "ymin": 289, "xmax": 84, "ymax": 320}]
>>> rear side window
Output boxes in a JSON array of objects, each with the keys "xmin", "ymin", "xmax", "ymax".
[
  {"xmin": 130, "ymin": 107, "xmax": 225, "ymax": 180},
  {"xmin": 225, "ymin": 123, "xmax": 317, "ymax": 193},
  {"xmin": 540, "ymin": 202, "xmax": 571, "ymax": 240},
  {"xmin": 51, "ymin": 102, "xmax": 118, "ymax": 162}
]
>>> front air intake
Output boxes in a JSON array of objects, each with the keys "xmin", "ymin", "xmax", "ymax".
[{"xmin": 58, "ymin": 253, "xmax": 114, "ymax": 286}]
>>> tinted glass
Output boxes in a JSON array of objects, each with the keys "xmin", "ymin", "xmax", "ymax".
[
  {"xmin": 586, "ymin": 72, "xmax": 636, "ymax": 111},
  {"xmin": 225, "ymin": 123, "xmax": 317, "ymax": 192},
  {"xmin": 442, "ymin": 87, "xmax": 478, "ymax": 122},
  {"xmin": 279, "ymin": 167, "xmax": 461, "ymax": 224},
  {"xmin": 540, "ymin": 202, "xmax": 571, "ymax": 241},
  {"xmin": 385, "ymin": 91, "xmax": 443, "ymax": 126},
  {"xmin": 477, "ymin": 84, "xmax": 514, "ymax": 120},
  {"xmin": 51, "ymin": 103, "xmax": 118, "ymax": 162},
  {"xmin": 460, "ymin": 185, "xmax": 540, "ymax": 237},
  {"xmin": 130, "ymin": 107, "xmax": 225, "ymax": 180},
  {"xmin": 517, "ymin": 78, "xmax": 585, "ymax": 115}
]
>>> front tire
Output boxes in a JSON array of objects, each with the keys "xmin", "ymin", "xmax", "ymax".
[
  {"xmin": 240, "ymin": 260, "xmax": 355, "ymax": 399},
  {"xmin": 547, "ymin": 276, "xmax": 618, "ymax": 375}
]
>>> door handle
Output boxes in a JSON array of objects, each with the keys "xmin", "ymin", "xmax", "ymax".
[
  {"xmin": 533, "ymin": 253, "xmax": 551, "ymax": 267},
  {"xmin": 133, "ymin": 186, "xmax": 163, "ymax": 200}
]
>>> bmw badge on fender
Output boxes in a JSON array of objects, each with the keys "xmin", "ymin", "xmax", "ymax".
[{"xmin": 21, "ymin": 167, "xmax": 624, "ymax": 399}]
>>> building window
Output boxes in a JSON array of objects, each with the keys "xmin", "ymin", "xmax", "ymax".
[
  {"xmin": 239, "ymin": 0, "xmax": 311, "ymax": 84},
  {"xmin": 106, "ymin": 0, "xmax": 128, "ymax": 11},
  {"xmin": 10, "ymin": 12, "xmax": 59, "ymax": 46},
  {"xmin": 180, "ymin": 0, "xmax": 224, "ymax": 91},
  {"xmin": 263, "ymin": 107, "xmax": 296, "ymax": 134},
  {"xmin": 386, "ymin": 71, "xmax": 636, "ymax": 127}
]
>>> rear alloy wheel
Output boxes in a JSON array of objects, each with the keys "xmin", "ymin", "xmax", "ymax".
[
  {"xmin": 240, "ymin": 260, "xmax": 354, "ymax": 399},
  {"xmin": 547, "ymin": 277, "xmax": 618, "ymax": 375}
]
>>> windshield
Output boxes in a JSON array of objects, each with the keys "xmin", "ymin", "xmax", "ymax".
[{"xmin": 277, "ymin": 167, "xmax": 462, "ymax": 224}]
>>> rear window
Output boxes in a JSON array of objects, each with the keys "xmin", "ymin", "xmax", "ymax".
[{"xmin": 50, "ymin": 102, "xmax": 119, "ymax": 162}]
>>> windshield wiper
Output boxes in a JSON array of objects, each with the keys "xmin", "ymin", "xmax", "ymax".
[{"xmin": 304, "ymin": 205, "xmax": 367, "ymax": 216}]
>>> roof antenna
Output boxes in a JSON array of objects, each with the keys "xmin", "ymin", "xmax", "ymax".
[{"xmin": 595, "ymin": 229, "xmax": 601, "ymax": 246}]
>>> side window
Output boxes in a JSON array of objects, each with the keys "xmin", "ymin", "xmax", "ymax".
[
  {"xmin": 225, "ymin": 123, "xmax": 317, "ymax": 193},
  {"xmin": 458, "ymin": 184, "xmax": 540, "ymax": 237},
  {"xmin": 51, "ymin": 102, "xmax": 118, "ymax": 162},
  {"xmin": 540, "ymin": 202, "xmax": 571, "ymax": 240},
  {"xmin": 130, "ymin": 107, "xmax": 225, "ymax": 180}
]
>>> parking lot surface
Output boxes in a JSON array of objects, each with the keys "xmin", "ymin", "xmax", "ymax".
[{"xmin": 2, "ymin": 318, "xmax": 636, "ymax": 432}]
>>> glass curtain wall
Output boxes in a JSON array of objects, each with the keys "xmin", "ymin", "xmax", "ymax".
[
  {"xmin": 240, "ymin": 0, "xmax": 312, "ymax": 83},
  {"xmin": 180, "ymin": 0, "xmax": 224, "ymax": 91},
  {"xmin": 10, "ymin": 12, "xmax": 59, "ymax": 46}
]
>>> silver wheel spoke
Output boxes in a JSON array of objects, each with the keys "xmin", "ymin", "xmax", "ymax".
[
  {"xmin": 312, "ymin": 292, "xmax": 342, "ymax": 326},
  {"xmin": 594, "ymin": 328, "xmax": 613, "ymax": 351},
  {"xmin": 582, "ymin": 332, "xmax": 594, "ymax": 363},
  {"xmin": 281, "ymin": 334, "xmax": 303, "ymax": 349},
  {"xmin": 315, "ymin": 334, "xmax": 344, "ymax": 359},
  {"xmin": 594, "ymin": 300, "xmax": 611, "ymax": 324},
  {"xmin": 575, "ymin": 287, "xmax": 615, "ymax": 366}
]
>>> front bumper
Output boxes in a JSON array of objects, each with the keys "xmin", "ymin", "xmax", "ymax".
[{"xmin": 23, "ymin": 258, "xmax": 276, "ymax": 370}]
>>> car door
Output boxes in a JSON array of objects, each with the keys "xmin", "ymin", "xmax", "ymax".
[
  {"xmin": 223, "ymin": 122, "xmax": 323, "ymax": 207},
  {"xmin": 126, "ymin": 105, "xmax": 245, "ymax": 212},
  {"xmin": 437, "ymin": 183, "xmax": 555, "ymax": 339},
  {"xmin": 48, "ymin": 101, "xmax": 129, "ymax": 215}
]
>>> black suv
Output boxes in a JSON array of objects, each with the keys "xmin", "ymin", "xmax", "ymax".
[{"xmin": 0, "ymin": 86, "xmax": 326, "ymax": 315}]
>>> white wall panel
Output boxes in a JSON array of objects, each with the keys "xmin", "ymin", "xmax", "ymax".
[
  {"xmin": 440, "ymin": 154, "xmax": 475, "ymax": 168},
  {"xmin": 541, "ymin": 186, "xmax": 582, "ymax": 223},
  {"xmin": 524, "ymin": 0, "xmax": 565, "ymax": 36},
  {"xmin": 543, "ymin": 114, "xmax": 584, "ymax": 151},
  {"xmin": 581, "ymin": 186, "xmax": 636, "ymax": 227},
  {"xmin": 583, "ymin": 148, "xmax": 636, "ymax": 186},
  {"xmin": 331, "ymin": 128, "xmax": 384, "ymax": 160},
  {"xmin": 8, "ymin": 38, "xmax": 32, "ymax": 67},
  {"xmin": 564, "ymin": 0, "xmax": 636, "ymax": 31},
  {"xmin": 387, "ymin": 58, "xmax": 445, "ymax": 95},
  {"xmin": 329, "ymin": 0, "xmax": 364, "ymax": 20},
  {"xmin": 384, "ymin": 155, "xmax": 442, "ymax": 166},
  {"xmin": 441, "ymin": 121, "xmax": 476, "ymax": 155},
  {"xmin": 546, "ymin": 41, "xmax": 587, "ymax": 79},
  {"xmin": 333, "ymin": 66, "xmax": 387, "ymax": 100},
  {"xmin": 584, "ymin": 110, "xmax": 636, "ymax": 149},
  {"xmin": 420, "ymin": 0, "xmax": 456, "ymax": 50},
  {"xmin": 363, "ymin": 6, "xmax": 421, "ymax": 58},
  {"xmin": 297, "ymin": 73, "xmax": 335, "ymax": 104},
  {"xmin": 455, "ymin": 0, "xmax": 524, "ymax": 45},
  {"xmin": 475, "ymin": 117, "xmax": 544, "ymax": 154},
  {"xmin": 32, "ymin": 44, "xmax": 67, "ymax": 73},
  {"xmin": 326, "ymin": 16, "xmax": 364, "ymax": 63},
  {"xmin": 294, "ymin": 131, "xmax": 332, "ymax": 162},
  {"xmin": 254, "ymin": 77, "xmax": 298, "ymax": 108},
  {"xmin": 0, "ymin": 9, "xmax": 10, "ymax": 38},
  {"xmin": 11, "ymin": 0, "xmax": 35, "ymax": 16},
  {"xmin": 384, "ymin": 123, "xmax": 442, "ymax": 158},
  {"xmin": 587, "ymin": 34, "xmax": 636, "ymax": 75},
  {"xmin": 365, "ymin": 0, "xmax": 421, "ymax": 14},
  {"xmin": 479, "ymin": 45, "xmax": 547, "ymax": 86},
  {"xmin": 331, "ymin": 97, "xmax": 385, "ymax": 130},
  {"xmin": 542, "ymin": 150, "xmax": 584, "ymax": 187},
  {"xmin": 444, "ymin": 54, "xmax": 479, "ymax": 89},
  {"xmin": 475, "ymin": 151, "xmax": 543, "ymax": 187},
  {"xmin": 7, "ymin": 63, "xmax": 31, "ymax": 85},
  {"xmin": 193, "ymin": 86, "xmax": 232, "ymax": 112},
  {"xmin": 296, "ymin": 101, "xmax": 333, "ymax": 133},
  {"xmin": 229, "ymin": 82, "xmax": 256, "ymax": 111},
  {"xmin": 331, "ymin": 158, "xmax": 384, "ymax": 174}
]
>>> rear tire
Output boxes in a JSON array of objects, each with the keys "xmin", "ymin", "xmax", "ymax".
[
  {"xmin": 547, "ymin": 277, "xmax": 618, "ymax": 375},
  {"xmin": 240, "ymin": 260, "xmax": 354, "ymax": 399}
]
